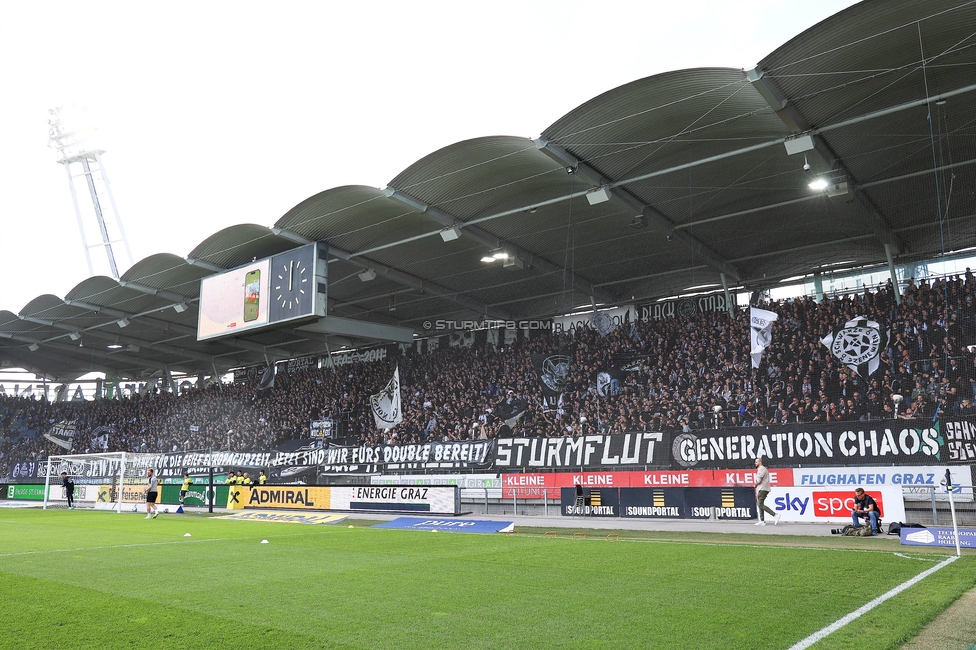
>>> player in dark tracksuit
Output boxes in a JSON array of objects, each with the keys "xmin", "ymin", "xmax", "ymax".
[{"xmin": 61, "ymin": 472, "xmax": 75, "ymax": 509}]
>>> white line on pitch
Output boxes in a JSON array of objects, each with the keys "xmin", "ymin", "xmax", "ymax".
[
  {"xmin": 0, "ymin": 537, "xmax": 235, "ymax": 558},
  {"xmin": 787, "ymin": 555, "xmax": 959, "ymax": 650}
]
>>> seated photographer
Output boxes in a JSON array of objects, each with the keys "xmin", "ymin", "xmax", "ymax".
[{"xmin": 851, "ymin": 488, "xmax": 880, "ymax": 535}]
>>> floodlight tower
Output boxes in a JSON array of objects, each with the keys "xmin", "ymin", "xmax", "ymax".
[{"xmin": 47, "ymin": 105, "xmax": 133, "ymax": 279}]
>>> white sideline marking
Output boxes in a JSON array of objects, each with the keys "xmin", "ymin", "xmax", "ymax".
[
  {"xmin": 893, "ymin": 552, "xmax": 942, "ymax": 563},
  {"xmin": 788, "ymin": 555, "xmax": 959, "ymax": 650}
]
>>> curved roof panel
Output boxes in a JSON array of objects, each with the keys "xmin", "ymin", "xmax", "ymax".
[
  {"xmin": 3, "ymin": 0, "xmax": 976, "ymax": 381},
  {"xmin": 122, "ymin": 253, "xmax": 210, "ymax": 297},
  {"xmin": 188, "ymin": 224, "xmax": 298, "ymax": 269}
]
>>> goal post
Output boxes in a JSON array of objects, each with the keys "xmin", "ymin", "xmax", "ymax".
[{"xmin": 43, "ymin": 452, "xmax": 149, "ymax": 513}]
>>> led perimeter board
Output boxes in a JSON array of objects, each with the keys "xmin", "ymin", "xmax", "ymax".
[{"xmin": 197, "ymin": 242, "xmax": 328, "ymax": 341}]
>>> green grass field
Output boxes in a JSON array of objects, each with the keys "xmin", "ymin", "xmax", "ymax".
[{"xmin": 0, "ymin": 509, "xmax": 973, "ymax": 650}]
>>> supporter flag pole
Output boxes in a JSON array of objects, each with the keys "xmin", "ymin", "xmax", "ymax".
[{"xmin": 943, "ymin": 469, "xmax": 961, "ymax": 557}]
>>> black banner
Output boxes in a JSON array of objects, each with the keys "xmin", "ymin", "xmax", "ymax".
[
  {"xmin": 943, "ymin": 419, "xmax": 976, "ymax": 463},
  {"xmin": 670, "ymin": 420, "xmax": 948, "ymax": 469},
  {"xmin": 639, "ymin": 292, "xmax": 735, "ymax": 321},
  {"xmin": 495, "ymin": 433, "xmax": 668, "ymax": 470},
  {"xmin": 318, "ymin": 440, "xmax": 494, "ymax": 474}
]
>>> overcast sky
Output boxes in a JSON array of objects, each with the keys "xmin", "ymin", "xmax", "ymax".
[{"xmin": 0, "ymin": 0, "xmax": 860, "ymax": 316}]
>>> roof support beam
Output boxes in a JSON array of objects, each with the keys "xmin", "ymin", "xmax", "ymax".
[
  {"xmin": 61, "ymin": 298, "xmax": 297, "ymax": 359},
  {"xmin": 271, "ymin": 227, "xmax": 508, "ymax": 320},
  {"xmin": 535, "ymin": 139, "xmax": 743, "ymax": 282},
  {"xmin": 17, "ymin": 315, "xmax": 223, "ymax": 366},
  {"xmin": 747, "ymin": 66, "xmax": 904, "ymax": 254},
  {"xmin": 0, "ymin": 330, "xmax": 176, "ymax": 375},
  {"xmin": 381, "ymin": 187, "xmax": 621, "ymax": 304}
]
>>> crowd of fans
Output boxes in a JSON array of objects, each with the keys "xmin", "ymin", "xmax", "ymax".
[{"xmin": 3, "ymin": 272, "xmax": 976, "ymax": 472}]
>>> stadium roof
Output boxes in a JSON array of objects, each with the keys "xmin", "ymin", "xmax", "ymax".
[{"xmin": 2, "ymin": 0, "xmax": 975, "ymax": 381}]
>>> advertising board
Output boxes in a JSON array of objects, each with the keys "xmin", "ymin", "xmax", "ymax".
[{"xmin": 766, "ymin": 485, "xmax": 906, "ymax": 524}]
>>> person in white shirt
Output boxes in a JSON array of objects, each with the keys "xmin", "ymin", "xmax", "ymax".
[
  {"xmin": 753, "ymin": 458, "xmax": 780, "ymax": 526},
  {"xmin": 145, "ymin": 468, "xmax": 159, "ymax": 519}
]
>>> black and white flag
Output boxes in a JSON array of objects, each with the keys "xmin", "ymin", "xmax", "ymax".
[
  {"xmin": 821, "ymin": 316, "xmax": 889, "ymax": 377},
  {"xmin": 44, "ymin": 420, "xmax": 77, "ymax": 450},
  {"xmin": 532, "ymin": 354, "xmax": 571, "ymax": 413},
  {"xmin": 590, "ymin": 312, "xmax": 617, "ymax": 336},
  {"xmin": 596, "ymin": 366, "xmax": 621, "ymax": 397},
  {"xmin": 257, "ymin": 364, "xmax": 276, "ymax": 392},
  {"xmin": 495, "ymin": 397, "xmax": 529, "ymax": 427},
  {"xmin": 370, "ymin": 365, "xmax": 403, "ymax": 429},
  {"xmin": 91, "ymin": 425, "xmax": 114, "ymax": 451},
  {"xmin": 750, "ymin": 307, "xmax": 778, "ymax": 369}
]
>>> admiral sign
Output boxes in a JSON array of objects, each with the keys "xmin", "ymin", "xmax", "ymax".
[{"xmin": 245, "ymin": 486, "xmax": 330, "ymax": 510}]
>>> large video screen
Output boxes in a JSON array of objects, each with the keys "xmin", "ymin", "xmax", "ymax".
[
  {"xmin": 197, "ymin": 242, "xmax": 328, "ymax": 341},
  {"xmin": 198, "ymin": 260, "xmax": 271, "ymax": 340}
]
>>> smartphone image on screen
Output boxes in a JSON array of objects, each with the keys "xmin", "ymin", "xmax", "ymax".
[{"xmin": 243, "ymin": 270, "xmax": 261, "ymax": 322}]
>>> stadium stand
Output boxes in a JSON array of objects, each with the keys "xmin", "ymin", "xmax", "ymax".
[{"xmin": 2, "ymin": 271, "xmax": 975, "ymax": 473}]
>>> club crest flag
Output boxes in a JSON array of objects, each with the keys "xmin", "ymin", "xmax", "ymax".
[
  {"xmin": 821, "ymin": 316, "xmax": 889, "ymax": 377},
  {"xmin": 750, "ymin": 307, "xmax": 778, "ymax": 369},
  {"xmin": 370, "ymin": 365, "xmax": 403, "ymax": 429}
]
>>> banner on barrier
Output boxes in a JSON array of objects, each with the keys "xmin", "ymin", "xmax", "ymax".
[
  {"xmin": 792, "ymin": 466, "xmax": 973, "ymax": 502},
  {"xmin": 670, "ymin": 421, "xmax": 946, "ymax": 469},
  {"xmin": 329, "ymin": 485, "xmax": 459, "ymax": 515},
  {"xmin": 7, "ymin": 484, "xmax": 45, "ymax": 500},
  {"xmin": 371, "ymin": 473, "xmax": 501, "ymax": 498},
  {"xmin": 319, "ymin": 440, "xmax": 494, "ymax": 474},
  {"xmin": 495, "ymin": 433, "xmax": 667, "ymax": 470},
  {"xmin": 562, "ymin": 487, "xmax": 757, "ymax": 519},
  {"xmin": 241, "ymin": 486, "xmax": 330, "ymax": 510},
  {"xmin": 504, "ymin": 469, "xmax": 792, "ymax": 499}
]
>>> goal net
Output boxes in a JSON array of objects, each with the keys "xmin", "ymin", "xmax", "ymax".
[{"xmin": 43, "ymin": 452, "xmax": 151, "ymax": 513}]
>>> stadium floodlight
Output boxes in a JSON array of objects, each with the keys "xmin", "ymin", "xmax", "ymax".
[
  {"xmin": 358, "ymin": 268, "xmax": 377, "ymax": 282},
  {"xmin": 480, "ymin": 255, "xmax": 496, "ymax": 263},
  {"xmin": 68, "ymin": 331, "xmax": 82, "ymax": 341},
  {"xmin": 28, "ymin": 343, "xmax": 40, "ymax": 352},
  {"xmin": 808, "ymin": 178, "xmax": 829, "ymax": 191},
  {"xmin": 173, "ymin": 302, "xmax": 188, "ymax": 313},
  {"xmin": 585, "ymin": 186, "xmax": 611, "ymax": 205},
  {"xmin": 117, "ymin": 318, "xmax": 130, "ymax": 328},
  {"xmin": 439, "ymin": 225, "xmax": 462, "ymax": 242},
  {"xmin": 491, "ymin": 250, "xmax": 509, "ymax": 260}
]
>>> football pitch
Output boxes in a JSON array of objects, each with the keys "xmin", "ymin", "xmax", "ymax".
[{"xmin": 0, "ymin": 510, "xmax": 973, "ymax": 650}]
